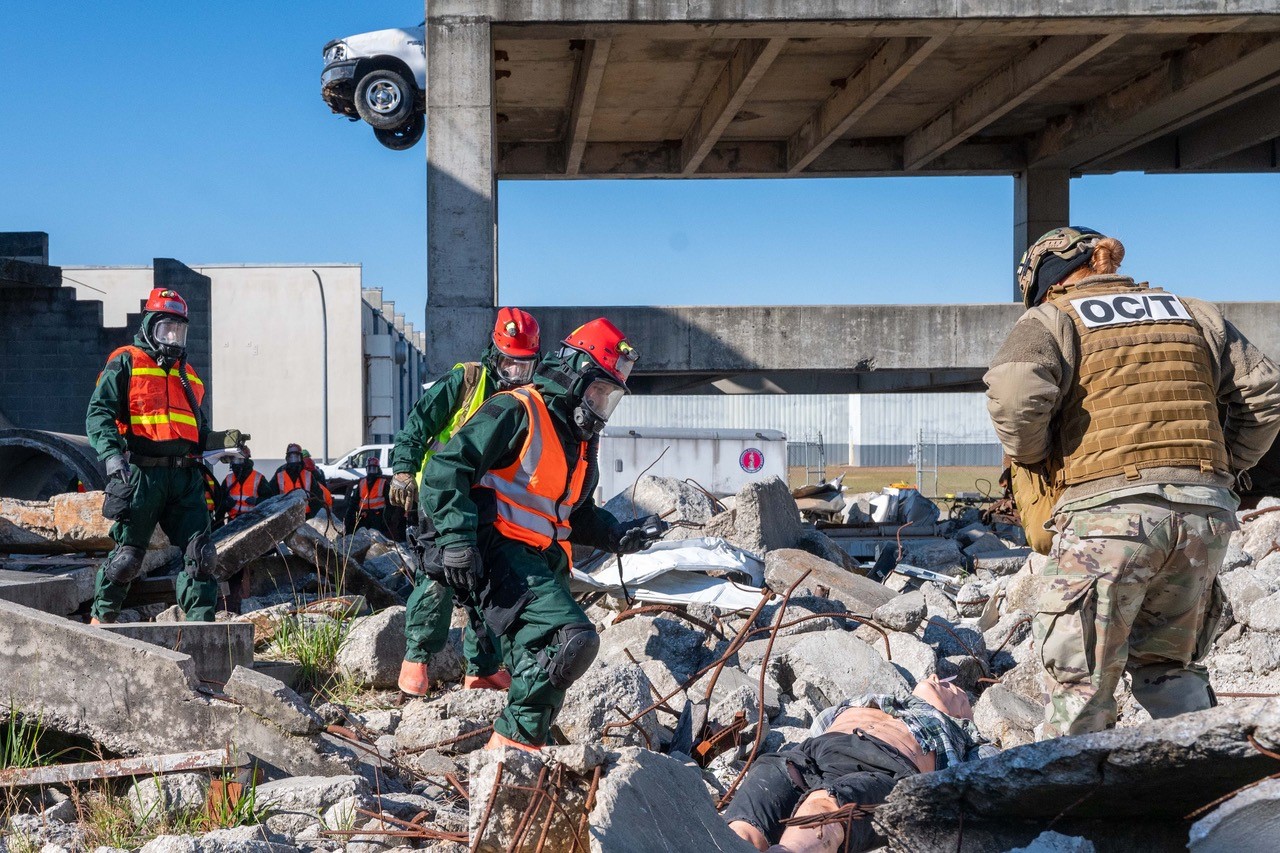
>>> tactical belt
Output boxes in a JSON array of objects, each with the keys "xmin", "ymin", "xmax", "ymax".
[{"xmin": 131, "ymin": 453, "xmax": 202, "ymax": 468}]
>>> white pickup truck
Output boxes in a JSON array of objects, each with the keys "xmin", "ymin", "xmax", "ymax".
[{"xmin": 321, "ymin": 25, "xmax": 425, "ymax": 150}]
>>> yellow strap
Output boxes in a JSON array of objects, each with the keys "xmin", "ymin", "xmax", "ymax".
[{"xmin": 129, "ymin": 412, "xmax": 198, "ymax": 427}]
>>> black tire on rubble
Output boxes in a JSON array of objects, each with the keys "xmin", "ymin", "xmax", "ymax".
[
  {"xmin": 373, "ymin": 114, "xmax": 425, "ymax": 151},
  {"xmin": 355, "ymin": 69, "xmax": 416, "ymax": 130}
]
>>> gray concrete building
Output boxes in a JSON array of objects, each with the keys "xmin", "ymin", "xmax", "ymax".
[{"xmin": 422, "ymin": 1, "xmax": 1280, "ymax": 393}]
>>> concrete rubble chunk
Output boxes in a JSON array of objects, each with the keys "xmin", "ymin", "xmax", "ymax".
[
  {"xmin": 1240, "ymin": 508, "xmax": 1280, "ymax": 563},
  {"xmin": 1247, "ymin": 590, "xmax": 1280, "ymax": 633},
  {"xmin": 972, "ymin": 684, "xmax": 1041, "ymax": 749},
  {"xmin": 598, "ymin": 613, "xmax": 711, "ymax": 681},
  {"xmin": 395, "ymin": 689, "xmax": 504, "ymax": 755},
  {"xmin": 224, "ymin": 664, "xmax": 324, "ymax": 735},
  {"xmin": 0, "ymin": 599, "xmax": 355, "ymax": 779},
  {"xmin": 337, "ymin": 606, "xmax": 461, "ymax": 690},
  {"xmin": 875, "ymin": 699, "xmax": 1280, "ymax": 851},
  {"xmin": 100, "ymin": 621, "xmax": 253, "ymax": 685},
  {"xmin": 334, "ymin": 527, "xmax": 390, "ymax": 564},
  {"xmin": 214, "ymin": 491, "xmax": 308, "ymax": 578},
  {"xmin": 256, "ymin": 774, "xmax": 371, "ymax": 836},
  {"xmin": 871, "ymin": 631, "xmax": 938, "ymax": 687},
  {"xmin": 922, "ymin": 617, "xmax": 989, "ymax": 661},
  {"xmin": 704, "ymin": 476, "xmax": 803, "ymax": 555},
  {"xmin": 0, "ymin": 491, "xmax": 167, "ymax": 553},
  {"xmin": 559, "ymin": 659, "xmax": 659, "ymax": 747},
  {"xmin": 467, "ymin": 745, "xmax": 607, "ymax": 852},
  {"xmin": 765, "ymin": 548, "xmax": 896, "ymax": 613},
  {"xmin": 1189, "ymin": 775, "xmax": 1280, "ymax": 852},
  {"xmin": 874, "ymin": 590, "xmax": 926, "ymax": 633},
  {"xmin": 286, "ymin": 523, "xmax": 400, "ymax": 609},
  {"xmin": 603, "ymin": 475, "xmax": 717, "ymax": 526},
  {"xmin": 586, "ymin": 747, "xmax": 756, "ymax": 853},
  {"xmin": 127, "ymin": 773, "xmax": 211, "ymax": 824},
  {"xmin": 765, "ymin": 631, "xmax": 911, "ymax": 707},
  {"xmin": 1008, "ymin": 831, "xmax": 1097, "ymax": 852}
]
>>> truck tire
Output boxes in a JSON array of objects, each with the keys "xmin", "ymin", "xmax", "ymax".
[
  {"xmin": 355, "ymin": 69, "xmax": 415, "ymax": 130},
  {"xmin": 374, "ymin": 114, "xmax": 425, "ymax": 151}
]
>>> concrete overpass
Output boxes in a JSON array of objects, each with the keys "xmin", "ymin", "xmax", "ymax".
[{"xmin": 424, "ymin": 1, "xmax": 1280, "ymax": 392}]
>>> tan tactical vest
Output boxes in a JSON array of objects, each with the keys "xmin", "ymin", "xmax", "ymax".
[{"xmin": 1047, "ymin": 281, "xmax": 1229, "ymax": 486}]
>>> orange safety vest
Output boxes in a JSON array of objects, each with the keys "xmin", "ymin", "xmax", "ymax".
[
  {"xmin": 224, "ymin": 470, "xmax": 265, "ymax": 519},
  {"xmin": 358, "ymin": 477, "xmax": 387, "ymax": 513},
  {"xmin": 275, "ymin": 468, "xmax": 313, "ymax": 495},
  {"xmin": 478, "ymin": 387, "xmax": 589, "ymax": 560},
  {"xmin": 104, "ymin": 345, "xmax": 205, "ymax": 444}
]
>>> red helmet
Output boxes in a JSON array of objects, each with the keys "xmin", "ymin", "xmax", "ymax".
[
  {"xmin": 144, "ymin": 288, "xmax": 189, "ymax": 319},
  {"xmin": 493, "ymin": 307, "xmax": 540, "ymax": 358},
  {"xmin": 562, "ymin": 318, "xmax": 638, "ymax": 385}
]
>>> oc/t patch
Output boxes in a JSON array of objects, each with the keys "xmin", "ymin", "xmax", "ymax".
[{"xmin": 1068, "ymin": 292, "xmax": 1192, "ymax": 329}]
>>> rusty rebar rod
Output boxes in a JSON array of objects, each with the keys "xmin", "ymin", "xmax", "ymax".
[
  {"xmin": 470, "ymin": 761, "xmax": 504, "ymax": 853},
  {"xmin": 743, "ymin": 611, "xmax": 892, "ymax": 662},
  {"xmin": 533, "ymin": 764, "xmax": 564, "ymax": 853},
  {"xmin": 718, "ymin": 568, "xmax": 811, "ymax": 810},
  {"xmin": 507, "ymin": 765, "xmax": 551, "ymax": 853},
  {"xmin": 697, "ymin": 587, "xmax": 778, "ymax": 704},
  {"xmin": 402, "ymin": 724, "xmax": 494, "ymax": 755},
  {"xmin": 576, "ymin": 765, "xmax": 602, "ymax": 845}
]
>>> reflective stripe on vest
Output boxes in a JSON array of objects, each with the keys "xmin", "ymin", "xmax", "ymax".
[
  {"xmin": 103, "ymin": 346, "xmax": 205, "ymax": 444},
  {"xmin": 359, "ymin": 478, "xmax": 387, "ymax": 512},
  {"xmin": 1049, "ymin": 282, "xmax": 1229, "ymax": 486},
  {"xmin": 276, "ymin": 468, "xmax": 313, "ymax": 495},
  {"xmin": 224, "ymin": 471, "xmax": 265, "ymax": 519},
  {"xmin": 416, "ymin": 363, "xmax": 489, "ymax": 487},
  {"xmin": 477, "ymin": 387, "xmax": 589, "ymax": 552}
]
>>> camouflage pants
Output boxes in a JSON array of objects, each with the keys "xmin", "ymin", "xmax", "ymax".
[{"xmin": 1033, "ymin": 497, "xmax": 1234, "ymax": 739}]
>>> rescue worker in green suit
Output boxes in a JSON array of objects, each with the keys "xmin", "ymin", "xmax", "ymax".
[
  {"xmin": 417, "ymin": 318, "xmax": 664, "ymax": 750},
  {"xmin": 393, "ymin": 308, "xmax": 543, "ymax": 695},
  {"xmin": 86, "ymin": 288, "xmax": 249, "ymax": 623}
]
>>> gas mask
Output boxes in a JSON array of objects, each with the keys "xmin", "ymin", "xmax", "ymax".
[
  {"xmin": 572, "ymin": 376, "xmax": 626, "ymax": 440},
  {"xmin": 145, "ymin": 315, "xmax": 189, "ymax": 361},
  {"xmin": 230, "ymin": 459, "xmax": 253, "ymax": 479},
  {"xmin": 285, "ymin": 451, "xmax": 303, "ymax": 474},
  {"xmin": 366, "ymin": 460, "xmax": 382, "ymax": 479},
  {"xmin": 493, "ymin": 353, "xmax": 537, "ymax": 389}
]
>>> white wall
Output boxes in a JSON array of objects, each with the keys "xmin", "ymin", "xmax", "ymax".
[{"xmin": 64, "ymin": 267, "xmax": 152, "ymax": 326}]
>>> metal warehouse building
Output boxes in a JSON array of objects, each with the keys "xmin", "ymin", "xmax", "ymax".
[{"xmin": 612, "ymin": 393, "xmax": 1001, "ymax": 468}]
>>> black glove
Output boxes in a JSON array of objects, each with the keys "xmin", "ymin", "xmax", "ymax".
[
  {"xmin": 101, "ymin": 455, "xmax": 135, "ymax": 522},
  {"xmin": 205, "ymin": 429, "xmax": 250, "ymax": 451},
  {"xmin": 611, "ymin": 514, "xmax": 667, "ymax": 555},
  {"xmin": 441, "ymin": 544, "xmax": 484, "ymax": 595}
]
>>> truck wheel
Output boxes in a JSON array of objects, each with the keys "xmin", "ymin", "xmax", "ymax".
[
  {"xmin": 374, "ymin": 114, "xmax": 425, "ymax": 151},
  {"xmin": 355, "ymin": 69, "xmax": 415, "ymax": 130}
]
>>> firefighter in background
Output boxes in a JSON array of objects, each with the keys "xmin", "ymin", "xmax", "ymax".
[
  {"xmin": 392, "ymin": 308, "xmax": 542, "ymax": 696},
  {"xmin": 85, "ymin": 287, "xmax": 248, "ymax": 623},
  {"xmin": 220, "ymin": 449, "xmax": 271, "ymax": 524},
  {"xmin": 344, "ymin": 455, "xmax": 401, "ymax": 536},
  {"xmin": 271, "ymin": 442, "xmax": 332, "ymax": 518},
  {"xmin": 418, "ymin": 319, "xmax": 664, "ymax": 750}
]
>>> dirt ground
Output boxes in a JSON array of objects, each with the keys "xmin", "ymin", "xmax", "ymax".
[{"xmin": 787, "ymin": 465, "xmax": 1004, "ymax": 499}]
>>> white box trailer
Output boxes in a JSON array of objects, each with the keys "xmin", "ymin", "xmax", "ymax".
[{"xmin": 597, "ymin": 427, "xmax": 788, "ymax": 503}]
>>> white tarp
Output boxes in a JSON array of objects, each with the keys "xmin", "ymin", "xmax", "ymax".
[{"xmin": 570, "ymin": 536, "xmax": 766, "ymax": 611}]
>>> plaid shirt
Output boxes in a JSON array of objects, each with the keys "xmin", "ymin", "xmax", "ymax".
[{"xmin": 809, "ymin": 694, "xmax": 988, "ymax": 771}]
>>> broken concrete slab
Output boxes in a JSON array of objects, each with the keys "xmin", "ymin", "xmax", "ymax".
[
  {"xmin": 587, "ymin": 747, "xmax": 756, "ymax": 853},
  {"xmin": 764, "ymin": 631, "xmax": 911, "ymax": 707},
  {"xmin": 127, "ymin": 773, "xmax": 211, "ymax": 825},
  {"xmin": 703, "ymin": 477, "xmax": 803, "ymax": 556},
  {"xmin": 873, "ymin": 590, "xmax": 926, "ymax": 633},
  {"xmin": 560, "ymin": 659, "xmax": 659, "ymax": 748},
  {"xmin": 603, "ymin": 475, "xmax": 718, "ymax": 526},
  {"xmin": 764, "ymin": 549, "xmax": 897, "ymax": 613},
  {"xmin": 0, "ymin": 491, "xmax": 165, "ymax": 553},
  {"xmin": 396, "ymin": 689, "xmax": 506, "ymax": 755},
  {"xmin": 0, "ymin": 599, "xmax": 355, "ymax": 779},
  {"xmin": 1188, "ymin": 775, "xmax": 1280, "ymax": 853},
  {"xmin": 256, "ymin": 774, "xmax": 371, "ymax": 836},
  {"xmin": 286, "ymin": 523, "xmax": 400, "ymax": 610},
  {"xmin": 875, "ymin": 699, "xmax": 1280, "ymax": 852},
  {"xmin": 213, "ymin": 491, "xmax": 308, "ymax": 577},
  {"xmin": 336, "ymin": 605, "xmax": 462, "ymax": 690},
  {"xmin": 100, "ymin": 621, "xmax": 253, "ymax": 685},
  {"xmin": 0, "ymin": 569, "xmax": 78, "ymax": 615},
  {"xmin": 972, "ymin": 684, "xmax": 1041, "ymax": 749},
  {"xmin": 224, "ymin": 665, "xmax": 323, "ymax": 736}
]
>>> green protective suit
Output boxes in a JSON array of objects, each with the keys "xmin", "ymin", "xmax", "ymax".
[
  {"xmin": 418, "ymin": 351, "xmax": 619, "ymax": 745},
  {"xmin": 86, "ymin": 326, "xmax": 220, "ymax": 622},
  {"xmin": 397, "ymin": 355, "xmax": 503, "ymax": 676}
]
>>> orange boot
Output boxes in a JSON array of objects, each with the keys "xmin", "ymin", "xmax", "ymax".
[
  {"xmin": 397, "ymin": 660, "xmax": 430, "ymax": 697},
  {"xmin": 464, "ymin": 670, "xmax": 512, "ymax": 691},
  {"xmin": 485, "ymin": 730, "xmax": 541, "ymax": 753}
]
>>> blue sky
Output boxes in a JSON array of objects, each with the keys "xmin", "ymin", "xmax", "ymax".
[{"xmin": 3, "ymin": 1, "xmax": 1277, "ymax": 327}]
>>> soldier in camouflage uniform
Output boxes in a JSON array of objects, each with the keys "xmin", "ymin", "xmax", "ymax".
[{"xmin": 985, "ymin": 228, "xmax": 1280, "ymax": 738}]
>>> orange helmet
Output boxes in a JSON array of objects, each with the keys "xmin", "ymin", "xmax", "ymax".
[
  {"xmin": 493, "ymin": 307, "xmax": 540, "ymax": 358},
  {"xmin": 144, "ymin": 288, "xmax": 189, "ymax": 319},
  {"xmin": 562, "ymin": 318, "xmax": 638, "ymax": 385}
]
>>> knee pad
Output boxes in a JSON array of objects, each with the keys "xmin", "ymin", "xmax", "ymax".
[
  {"xmin": 103, "ymin": 545, "xmax": 145, "ymax": 584},
  {"xmin": 184, "ymin": 532, "xmax": 219, "ymax": 581},
  {"xmin": 538, "ymin": 622, "xmax": 600, "ymax": 690}
]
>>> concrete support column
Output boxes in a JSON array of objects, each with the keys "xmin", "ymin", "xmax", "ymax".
[
  {"xmin": 1013, "ymin": 168, "xmax": 1070, "ymax": 301},
  {"xmin": 426, "ymin": 13, "xmax": 497, "ymax": 374}
]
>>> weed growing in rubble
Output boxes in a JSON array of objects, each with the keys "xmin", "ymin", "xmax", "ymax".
[
  {"xmin": 73, "ymin": 772, "xmax": 269, "ymax": 849},
  {"xmin": 269, "ymin": 613, "xmax": 353, "ymax": 692},
  {"xmin": 1, "ymin": 711, "xmax": 49, "ymax": 771}
]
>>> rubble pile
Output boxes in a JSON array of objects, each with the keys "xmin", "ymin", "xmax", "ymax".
[{"xmin": 3, "ymin": 480, "xmax": 1280, "ymax": 851}]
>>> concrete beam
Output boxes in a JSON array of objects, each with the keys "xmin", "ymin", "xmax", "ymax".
[
  {"xmin": 426, "ymin": 15, "xmax": 498, "ymax": 374},
  {"xmin": 500, "ymin": 138, "xmax": 1023, "ymax": 178},
  {"xmin": 1032, "ymin": 34, "xmax": 1280, "ymax": 170},
  {"xmin": 564, "ymin": 38, "xmax": 612, "ymax": 176},
  {"xmin": 904, "ymin": 34, "xmax": 1123, "ymax": 171},
  {"xmin": 787, "ymin": 36, "xmax": 947, "ymax": 174},
  {"xmin": 1013, "ymin": 168, "xmax": 1070, "ymax": 301},
  {"xmin": 1177, "ymin": 85, "xmax": 1280, "ymax": 169},
  {"xmin": 681, "ymin": 38, "xmax": 787, "ymax": 175},
  {"xmin": 0, "ymin": 570, "xmax": 78, "ymax": 615},
  {"xmin": 100, "ymin": 621, "xmax": 254, "ymax": 686}
]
